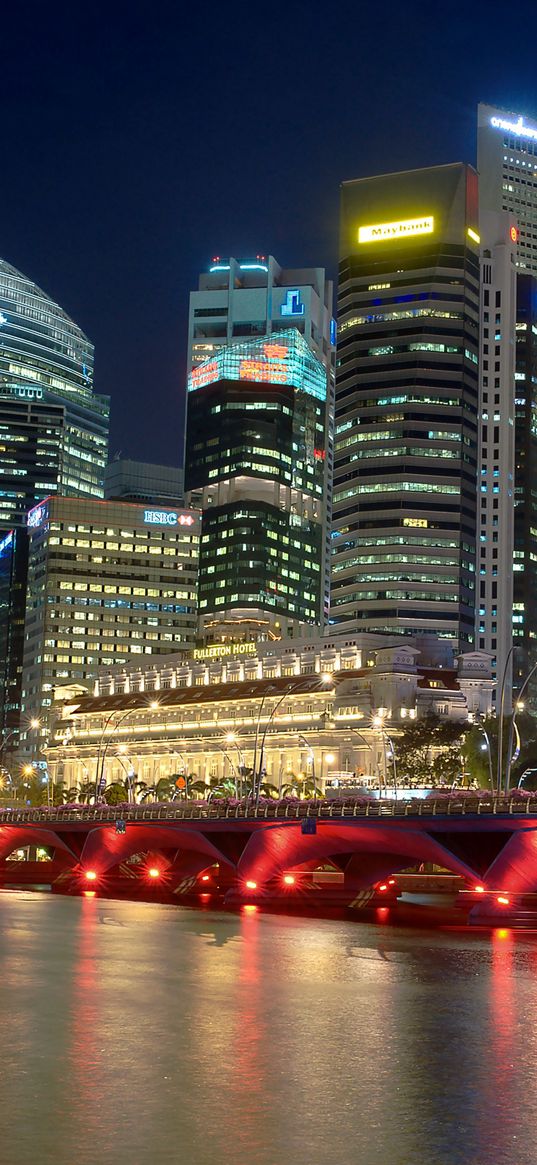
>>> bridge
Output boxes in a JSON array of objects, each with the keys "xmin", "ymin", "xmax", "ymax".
[{"xmin": 2, "ymin": 797, "xmax": 537, "ymax": 923}]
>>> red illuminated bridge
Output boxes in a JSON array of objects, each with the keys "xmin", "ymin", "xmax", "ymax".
[{"xmin": 2, "ymin": 798, "xmax": 537, "ymax": 923}]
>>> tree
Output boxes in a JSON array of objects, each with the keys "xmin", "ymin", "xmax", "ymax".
[{"xmin": 396, "ymin": 715, "xmax": 466, "ymax": 785}]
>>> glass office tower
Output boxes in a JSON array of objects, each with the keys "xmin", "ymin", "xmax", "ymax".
[
  {"xmin": 185, "ymin": 329, "xmax": 329, "ymax": 642},
  {"xmin": 0, "ymin": 258, "xmax": 110, "ymax": 747},
  {"xmin": 331, "ymin": 164, "xmax": 480, "ymax": 648}
]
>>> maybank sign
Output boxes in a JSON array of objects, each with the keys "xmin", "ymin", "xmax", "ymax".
[
  {"xmin": 358, "ymin": 216, "xmax": 434, "ymax": 244},
  {"xmin": 490, "ymin": 114, "xmax": 537, "ymax": 142},
  {"xmin": 193, "ymin": 643, "xmax": 257, "ymax": 660}
]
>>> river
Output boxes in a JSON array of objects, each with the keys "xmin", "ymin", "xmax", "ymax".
[{"xmin": 0, "ymin": 891, "xmax": 535, "ymax": 1165}]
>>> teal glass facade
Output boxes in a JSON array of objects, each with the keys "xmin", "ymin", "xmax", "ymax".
[{"xmin": 185, "ymin": 330, "xmax": 329, "ymax": 634}]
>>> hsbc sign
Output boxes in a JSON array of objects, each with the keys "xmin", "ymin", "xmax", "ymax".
[{"xmin": 144, "ymin": 510, "xmax": 195, "ymax": 527}]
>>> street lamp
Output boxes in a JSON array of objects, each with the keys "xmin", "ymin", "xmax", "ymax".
[
  {"xmin": 298, "ymin": 734, "xmax": 316, "ymax": 796},
  {"xmin": 477, "ymin": 725, "xmax": 494, "ymax": 794},
  {"xmin": 371, "ymin": 712, "xmax": 397, "ymax": 798},
  {"xmin": 505, "ymin": 664, "xmax": 537, "ymax": 793},
  {"xmin": 94, "ymin": 699, "xmax": 161, "ymax": 800},
  {"xmin": 224, "ymin": 732, "xmax": 247, "ymax": 796},
  {"xmin": 496, "ymin": 644, "xmax": 515, "ymax": 795}
]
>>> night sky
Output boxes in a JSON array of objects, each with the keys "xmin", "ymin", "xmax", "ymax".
[{"xmin": 2, "ymin": 0, "xmax": 536, "ymax": 466}]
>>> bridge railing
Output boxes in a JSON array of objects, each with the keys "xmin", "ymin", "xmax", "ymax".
[{"xmin": 1, "ymin": 796, "xmax": 537, "ymax": 825}]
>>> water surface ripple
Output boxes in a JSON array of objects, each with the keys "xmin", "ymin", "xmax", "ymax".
[{"xmin": 0, "ymin": 892, "xmax": 534, "ymax": 1165}]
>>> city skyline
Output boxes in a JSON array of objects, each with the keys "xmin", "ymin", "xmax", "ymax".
[{"xmin": 2, "ymin": 0, "xmax": 537, "ymax": 463}]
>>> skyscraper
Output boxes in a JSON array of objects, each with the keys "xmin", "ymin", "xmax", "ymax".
[
  {"xmin": 186, "ymin": 257, "xmax": 335, "ymax": 641},
  {"xmin": 512, "ymin": 275, "xmax": 537, "ymax": 689},
  {"xmin": 20, "ymin": 496, "xmax": 200, "ymax": 738},
  {"xmin": 187, "ymin": 255, "xmax": 334, "ymax": 375},
  {"xmin": 475, "ymin": 212, "xmax": 517, "ymax": 706},
  {"xmin": 185, "ymin": 330, "xmax": 330, "ymax": 642},
  {"xmin": 0, "ymin": 258, "xmax": 110, "ymax": 746},
  {"xmin": 478, "ymin": 103, "xmax": 537, "ymax": 275},
  {"xmin": 0, "ymin": 259, "xmax": 109, "ymax": 524},
  {"xmin": 331, "ymin": 164, "xmax": 480, "ymax": 648},
  {"xmin": 477, "ymin": 104, "xmax": 537, "ymax": 703},
  {"xmin": 104, "ymin": 459, "xmax": 184, "ymax": 505}
]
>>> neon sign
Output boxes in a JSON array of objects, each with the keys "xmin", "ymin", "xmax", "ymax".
[
  {"xmin": 510, "ymin": 225, "xmax": 519, "ymax": 243},
  {"xmin": 280, "ymin": 289, "xmax": 305, "ymax": 318},
  {"xmin": 144, "ymin": 510, "xmax": 196, "ymax": 527},
  {"xmin": 189, "ymin": 360, "xmax": 219, "ymax": 391},
  {"xmin": 358, "ymin": 216, "xmax": 434, "ymax": 244},
  {"xmin": 192, "ymin": 642, "xmax": 257, "ymax": 660},
  {"xmin": 490, "ymin": 115, "xmax": 537, "ymax": 142},
  {"xmin": 187, "ymin": 329, "xmax": 327, "ymax": 401}
]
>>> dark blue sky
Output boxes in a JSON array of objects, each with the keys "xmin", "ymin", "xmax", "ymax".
[{"xmin": 2, "ymin": 0, "xmax": 536, "ymax": 465}]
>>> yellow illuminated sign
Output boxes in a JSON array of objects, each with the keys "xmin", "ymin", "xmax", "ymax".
[
  {"xmin": 403, "ymin": 518, "xmax": 428, "ymax": 528},
  {"xmin": 192, "ymin": 642, "xmax": 257, "ymax": 660},
  {"xmin": 358, "ymin": 216, "xmax": 434, "ymax": 244},
  {"xmin": 467, "ymin": 228, "xmax": 480, "ymax": 245}
]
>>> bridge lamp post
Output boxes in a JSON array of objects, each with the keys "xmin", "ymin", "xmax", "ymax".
[
  {"xmin": 496, "ymin": 645, "xmax": 515, "ymax": 795},
  {"xmin": 214, "ymin": 745, "xmax": 239, "ymax": 797},
  {"xmin": 477, "ymin": 727, "xmax": 494, "ymax": 795},
  {"xmin": 505, "ymin": 667, "xmax": 537, "ymax": 794},
  {"xmin": 95, "ymin": 700, "xmax": 161, "ymax": 801},
  {"xmin": 298, "ymin": 735, "xmax": 316, "ymax": 796},
  {"xmin": 224, "ymin": 732, "xmax": 246, "ymax": 796},
  {"xmin": 372, "ymin": 713, "xmax": 388, "ymax": 796}
]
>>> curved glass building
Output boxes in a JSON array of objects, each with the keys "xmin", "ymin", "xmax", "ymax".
[
  {"xmin": 0, "ymin": 258, "xmax": 110, "ymax": 745},
  {"xmin": 0, "ymin": 258, "xmax": 110, "ymax": 528}
]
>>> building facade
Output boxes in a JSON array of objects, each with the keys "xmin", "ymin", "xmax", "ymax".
[
  {"xmin": 187, "ymin": 256, "xmax": 336, "ymax": 631},
  {"xmin": 185, "ymin": 330, "xmax": 331, "ymax": 640},
  {"xmin": 0, "ymin": 258, "xmax": 110, "ymax": 749},
  {"xmin": 188, "ymin": 255, "xmax": 335, "ymax": 375},
  {"xmin": 475, "ymin": 212, "xmax": 517, "ymax": 706},
  {"xmin": 46, "ymin": 633, "xmax": 493, "ymax": 794},
  {"xmin": 105, "ymin": 459, "xmax": 184, "ymax": 505},
  {"xmin": 478, "ymin": 103, "xmax": 537, "ymax": 275},
  {"xmin": 512, "ymin": 275, "xmax": 537, "ymax": 695},
  {"xmin": 0, "ymin": 258, "xmax": 109, "ymax": 527},
  {"xmin": 20, "ymin": 497, "xmax": 200, "ymax": 744},
  {"xmin": 331, "ymin": 164, "xmax": 480, "ymax": 648}
]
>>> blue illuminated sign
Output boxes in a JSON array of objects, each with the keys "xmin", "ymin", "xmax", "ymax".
[
  {"xmin": 330, "ymin": 318, "xmax": 337, "ymax": 346},
  {"xmin": 281, "ymin": 289, "xmax": 305, "ymax": 318},
  {"xmin": 0, "ymin": 532, "xmax": 13, "ymax": 556}
]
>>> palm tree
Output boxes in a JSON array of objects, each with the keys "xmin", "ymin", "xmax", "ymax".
[
  {"xmin": 78, "ymin": 779, "xmax": 96, "ymax": 804},
  {"xmin": 259, "ymin": 781, "xmax": 279, "ymax": 799}
]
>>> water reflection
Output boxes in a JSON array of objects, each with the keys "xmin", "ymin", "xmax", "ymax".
[{"xmin": 2, "ymin": 893, "xmax": 537, "ymax": 1165}]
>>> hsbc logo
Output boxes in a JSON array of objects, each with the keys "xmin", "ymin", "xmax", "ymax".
[{"xmin": 144, "ymin": 510, "xmax": 196, "ymax": 527}]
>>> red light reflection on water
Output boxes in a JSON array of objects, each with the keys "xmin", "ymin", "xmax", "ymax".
[
  {"xmin": 224, "ymin": 902, "xmax": 267, "ymax": 1156},
  {"xmin": 477, "ymin": 926, "xmax": 519, "ymax": 1156},
  {"xmin": 375, "ymin": 907, "xmax": 390, "ymax": 924},
  {"xmin": 67, "ymin": 894, "xmax": 104, "ymax": 1144}
]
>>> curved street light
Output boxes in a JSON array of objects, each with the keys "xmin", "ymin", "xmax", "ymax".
[
  {"xmin": 477, "ymin": 725, "xmax": 494, "ymax": 794},
  {"xmin": 505, "ymin": 672, "xmax": 537, "ymax": 793},
  {"xmin": 496, "ymin": 644, "xmax": 515, "ymax": 795},
  {"xmin": 94, "ymin": 699, "xmax": 161, "ymax": 800}
]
